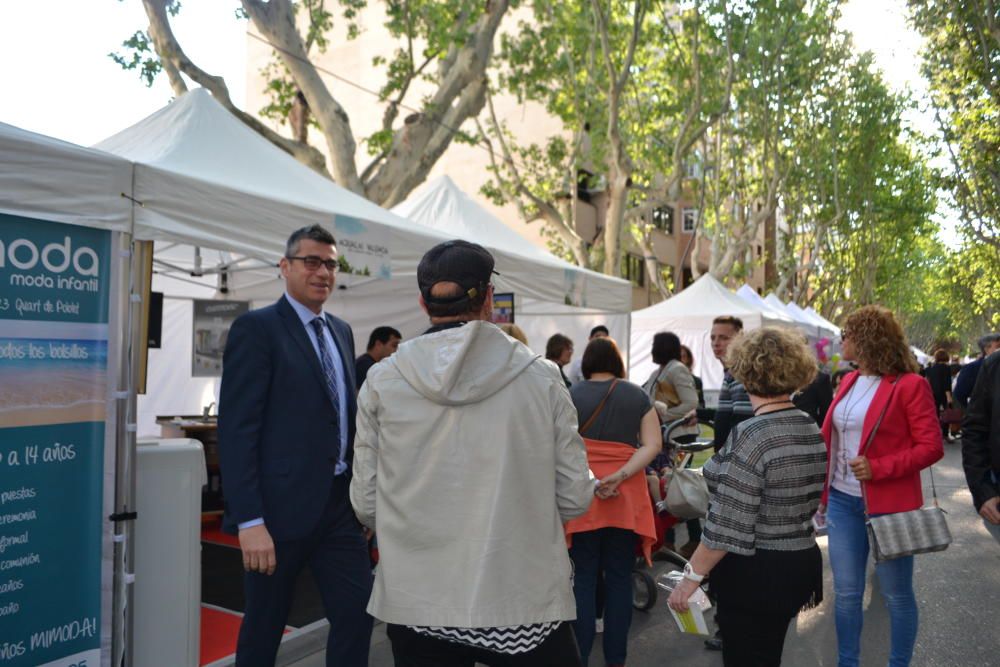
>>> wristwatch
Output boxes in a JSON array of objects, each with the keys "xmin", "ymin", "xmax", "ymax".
[{"xmin": 682, "ymin": 562, "xmax": 705, "ymax": 583}]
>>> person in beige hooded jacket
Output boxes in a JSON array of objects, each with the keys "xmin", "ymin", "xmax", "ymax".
[{"xmin": 350, "ymin": 240, "xmax": 595, "ymax": 666}]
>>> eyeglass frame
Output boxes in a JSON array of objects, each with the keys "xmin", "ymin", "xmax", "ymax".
[{"xmin": 286, "ymin": 255, "xmax": 340, "ymax": 273}]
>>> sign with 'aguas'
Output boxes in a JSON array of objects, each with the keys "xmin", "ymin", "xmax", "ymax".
[{"xmin": 0, "ymin": 213, "xmax": 113, "ymax": 667}]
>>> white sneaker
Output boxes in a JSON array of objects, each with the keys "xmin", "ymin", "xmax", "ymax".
[{"xmin": 595, "ymin": 618, "xmax": 604, "ymax": 634}]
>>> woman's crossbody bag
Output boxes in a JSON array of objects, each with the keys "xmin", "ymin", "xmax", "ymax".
[{"xmin": 860, "ymin": 381, "xmax": 952, "ymax": 562}]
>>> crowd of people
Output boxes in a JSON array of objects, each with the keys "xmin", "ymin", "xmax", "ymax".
[{"xmin": 216, "ymin": 224, "xmax": 997, "ymax": 667}]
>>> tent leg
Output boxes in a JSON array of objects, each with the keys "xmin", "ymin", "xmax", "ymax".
[{"xmin": 111, "ymin": 235, "xmax": 143, "ymax": 667}]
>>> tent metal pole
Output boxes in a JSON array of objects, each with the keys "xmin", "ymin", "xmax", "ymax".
[
  {"xmin": 112, "ymin": 166, "xmax": 140, "ymax": 667},
  {"xmin": 110, "ymin": 231, "xmax": 137, "ymax": 667}
]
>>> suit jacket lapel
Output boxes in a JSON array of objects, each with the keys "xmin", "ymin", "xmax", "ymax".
[
  {"xmin": 277, "ymin": 296, "xmax": 334, "ymax": 406},
  {"xmin": 859, "ymin": 374, "xmax": 899, "ymax": 452}
]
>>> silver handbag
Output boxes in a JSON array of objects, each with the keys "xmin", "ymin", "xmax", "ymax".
[
  {"xmin": 866, "ymin": 503, "xmax": 951, "ymax": 563},
  {"xmin": 665, "ymin": 467, "xmax": 710, "ymax": 519},
  {"xmin": 860, "ymin": 382, "xmax": 952, "ymax": 563}
]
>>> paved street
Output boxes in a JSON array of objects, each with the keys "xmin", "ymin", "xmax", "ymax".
[{"xmin": 277, "ymin": 440, "xmax": 1000, "ymax": 667}]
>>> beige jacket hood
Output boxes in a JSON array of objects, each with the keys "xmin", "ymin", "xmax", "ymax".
[{"xmin": 350, "ymin": 320, "xmax": 594, "ymax": 627}]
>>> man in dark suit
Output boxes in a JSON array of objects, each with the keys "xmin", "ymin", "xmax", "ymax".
[{"xmin": 219, "ymin": 224, "xmax": 372, "ymax": 666}]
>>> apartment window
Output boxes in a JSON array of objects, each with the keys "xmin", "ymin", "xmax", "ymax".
[
  {"xmin": 682, "ymin": 208, "xmax": 698, "ymax": 233},
  {"xmin": 622, "ymin": 253, "xmax": 645, "ymax": 287},
  {"xmin": 652, "ymin": 205, "xmax": 674, "ymax": 234}
]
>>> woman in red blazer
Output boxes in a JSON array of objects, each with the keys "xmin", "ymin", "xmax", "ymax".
[{"xmin": 818, "ymin": 305, "xmax": 943, "ymax": 667}]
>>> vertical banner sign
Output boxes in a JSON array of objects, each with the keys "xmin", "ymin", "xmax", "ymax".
[{"xmin": 0, "ymin": 214, "xmax": 110, "ymax": 667}]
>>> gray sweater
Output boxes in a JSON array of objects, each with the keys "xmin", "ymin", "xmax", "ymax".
[{"xmin": 702, "ymin": 408, "xmax": 827, "ymax": 556}]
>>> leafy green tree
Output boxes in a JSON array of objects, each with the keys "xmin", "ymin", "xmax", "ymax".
[
  {"xmin": 908, "ymin": 0, "xmax": 1000, "ymax": 254},
  {"xmin": 482, "ymin": 0, "xmax": 735, "ymax": 286},
  {"xmin": 695, "ymin": 0, "xmax": 847, "ymax": 283}
]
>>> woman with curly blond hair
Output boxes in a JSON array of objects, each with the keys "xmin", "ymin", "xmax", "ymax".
[
  {"xmin": 818, "ymin": 305, "xmax": 942, "ymax": 667},
  {"xmin": 668, "ymin": 327, "xmax": 827, "ymax": 666}
]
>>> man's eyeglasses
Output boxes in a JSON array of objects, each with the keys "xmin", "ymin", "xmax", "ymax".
[{"xmin": 287, "ymin": 255, "xmax": 340, "ymax": 273}]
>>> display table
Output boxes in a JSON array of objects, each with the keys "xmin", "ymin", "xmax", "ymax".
[{"xmin": 156, "ymin": 416, "xmax": 221, "ymax": 513}]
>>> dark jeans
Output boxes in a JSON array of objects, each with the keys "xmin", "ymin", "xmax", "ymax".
[
  {"xmin": 716, "ymin": 604, "xmax": 793, "ymax": 667},
  {"xmin": 569, "ymin": 527, "xmax": 636, "ymax": 665},
  {"xmin": 236, "ymin": 476, "xmax": 374, "ymax": 667},
  {"xmin": 386, "ymin": 622, "xmax": 582, "ymax": 667}
]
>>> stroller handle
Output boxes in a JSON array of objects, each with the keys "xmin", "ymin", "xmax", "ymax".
[{"xmin": 662, "ymin": 416, "xmax": 716, "ymax": 453}]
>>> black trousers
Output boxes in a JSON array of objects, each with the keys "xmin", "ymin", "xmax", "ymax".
[
  {"xmin": 236, "ymin": 476, "xmax": 374, "ymax": 667},
  {"xmin": 716, "ymin": 604, "xmax": 794, "ymax": 667},
  {"xmin": 386, "ymin": 622, "xmax": 583, "ymax": 667}
]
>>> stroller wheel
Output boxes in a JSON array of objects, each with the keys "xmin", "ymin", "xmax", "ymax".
[{"xmin": 631, "ymin": 569, "xmax": 657, "ymax": 611}]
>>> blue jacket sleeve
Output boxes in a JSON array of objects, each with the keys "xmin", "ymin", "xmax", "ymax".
[{"xmin": 953, "ymin": 362, "xmax": 979, "ymax": 408}]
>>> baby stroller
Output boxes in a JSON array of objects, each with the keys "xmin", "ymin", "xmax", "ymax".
[{"xmin": 632, "ymin": 416, "xmax": 715, "ymax": 611}]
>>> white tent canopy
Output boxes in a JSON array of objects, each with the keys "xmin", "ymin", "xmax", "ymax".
[
  {"xmin": 786, "ymin": 301, "xmax": 838, "ymax": 340},
  {"xmin": 806, "ymin": 307, "xmax": 841, "ymax": 336},
  {"xmin": 86, "ymin": 88, "xmax": 633, "ymax": 433},
  {"xmin": 735, "ymin": 284, "xmax": 798, "ymax": 326},
  {"xmin": 0, "ymin": 121, "xmax": 132, "ymax": 232},
  {"xmin": 94, "ymin": 90, "xmax": 630, "ymax": 313},
  {"xmin": 392, "ymin": 175, "xmax": 632, "ymax": 354},
  {"xmin": 763, "ymin": 293, "xmax": 818, "ymax": 335},
  {"xmin": 629, "ymin": 274, "xmax": 794, "ymax": 390}
]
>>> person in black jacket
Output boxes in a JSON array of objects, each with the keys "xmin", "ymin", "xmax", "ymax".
[
  {"xmin": 793, "ymin": 368, "xmax": 833, "ymax": 426},
  {"xmin": 962, "ymin": 350, "xmax": 1000, "ymax": 544},
  {"xmin": 925, "ymin": 349, "xmax": 954, "ymax": 438}
]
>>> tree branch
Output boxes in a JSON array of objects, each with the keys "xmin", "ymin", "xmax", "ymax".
[
  {"xmin": 243, "ymin": 0, "xmax": 363, "ymax": 191},
  {"xmin": 142, "ymin": 0, "xmax": 328, "ymax": 174},
  {"xmin": 363, "ymin": 0, "xmax": 512, "ymax": 207},
  {"xmin": 479, "ymin": 92, "xmax": 589, "ymax": 266}
]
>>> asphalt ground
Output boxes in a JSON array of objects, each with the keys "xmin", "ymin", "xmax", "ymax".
[{"xmin": 279, "ymin": 438, "xmax": 1000, "ymax": 667}]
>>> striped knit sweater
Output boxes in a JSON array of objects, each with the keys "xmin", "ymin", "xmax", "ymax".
[{"xmin": 702, "ymin": 408, "xmax": 828, "ymax": 556}]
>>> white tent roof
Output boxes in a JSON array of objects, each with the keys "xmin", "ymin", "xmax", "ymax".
[
  {"xmin": 392, "ymin": 174, "xmax": 631, "ymax": 307},
  {"xmin": 786, "ymin": 302, "xmax": 837, "ymax": 339},
  {"xmin": 393, "ymin": 175, "xmax": 556, "ymax": 264},
  {"xmin": 629, "ymin": 274, "xmax": 791, "ymax": 390},
  {"xmin": 735, "ymin": 284, "xmax": 797, "ymax": 324},
  {"xmin": 94, "ymin": 89, "xmax": 630, "ymax": 314},
  {"xmin": 391, "ymin": 174, "xmax": 633, "ymax": 356},
  {"xmin": 0, "ymin": 121, "xmax": 132, "ymax": 232},
  {"xmin": 93, "ymin": 87, "xmax": 429, "ymax": 261},
  {"xmin": 805, "ymin": 307, "xmax": 841, "ymax": 336}
]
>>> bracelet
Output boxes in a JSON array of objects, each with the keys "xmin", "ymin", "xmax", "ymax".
[{"xmin": 682, "ymin": 562, "xmax": 704, "ymax": 583}]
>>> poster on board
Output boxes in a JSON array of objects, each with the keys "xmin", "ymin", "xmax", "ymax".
[
  {"xmin": 491, "ymin": 292, "xmax": 515, "ymax": 324},
  {"xmin": 192, "ymin": 300, "xmax": 249, "ymax": 377},
  {"xmin": 0, "ymin": 213, "xmax": 112, "ymax": 667}
]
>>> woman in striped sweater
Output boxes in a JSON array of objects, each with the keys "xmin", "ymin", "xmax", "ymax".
[{"xmin": 668, "ymin": 327, "xmax": 828, "ymax": 666}]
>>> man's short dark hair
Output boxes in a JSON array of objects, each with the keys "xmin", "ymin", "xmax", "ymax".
[
  {"xmin": 590, "ymin": 325, "xmax": 610, "ymax": 339},
  {"xmin": 424, "ymin": 283, "xmax": 489, "ymax": 318},
  {"xmin": 581, "ymin": 338, "xmax": 625, "ymax": 379},
  {"xmin": 712, "ymin": 315, "xmax": 744, "ymax": 332},
  {"xmin": 651, "ymin": 332, "xmax": 682, "ymax": 365},
  {"xmin": 546, "ymin": 333, "xmax": 574, "ymax": 361},
  {"xmin": 978, "ymin": 333, "xmax": 1000, "ymax": 354},
  {"xmin": 367, "ymin": 326, "xmax": 402, "ymax": 351},
  {"xmin": 286, "ymin": 224, "xmax": 336, "ymax": 257}
]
